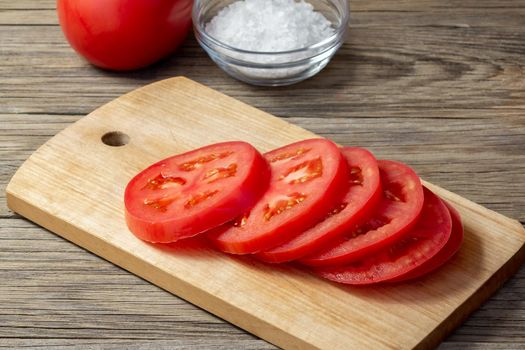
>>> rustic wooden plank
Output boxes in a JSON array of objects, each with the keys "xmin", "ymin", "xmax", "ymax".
[
  {"xmin": 5, "ymin": 77, "xmax": 525, "ymax": 349},
  {"xmin": 0, "ymin": 219, "xmax": 523, "ymax": 348},
  {"xmin": 0, "ymin": 0, "xmax": 55, "ymax": 10},
  {"xmin": 0, "ymin": 9, "xmax": 57, "ymax": 25},
  {"xmin": 2, "ymin": 114, "xmax": 524, "ymax": 222},
  {"xmin": 2, "ymin": 0, "xmax": 525, "ymax": 27},
  {"xmin": 1, "ymin": 0, "xmax": 525, "ymax": 11},
  {"xmin": 0, "ymin": 220, "xmax": 275, "ymax": 348},
  {"xmin": 0, "ymin": 340, "xmax": 274, "ymax": 350},
  {"xmin": 0, "ymin": 219, "xmax": 525, "ymax": 349},
  {"xmin": 1, "ymin": 0, "xmax": 525, "ymax": 348},
  {"xmin": 1, "ymin": 8, "xmax": 525, "ymax": 114},
  {"xmin": 3, "ymin": 10, "xmax": 525, "ymax": 28}
]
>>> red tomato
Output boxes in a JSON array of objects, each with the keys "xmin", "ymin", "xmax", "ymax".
[
  {"xmin": 313, "ymin": 187, "xmax": 452, "ymax": 285},
  {"xmin": 57, "ymin": 0, "xmax": 193, "ymax": 70},
  {"xmin": 207, "ymin": 139, "xmax": 348, "ymax": 254},
  {"xmin": 301, "ymin": 160, "xmax": 424, "ymax": 267},
  {"xmin": 257, "ymin": 147, "xmax": 381, "ymax": 263},
  {"xmin": 390, "ymin": 201, "xmax": 463, "ymax": 282},
  {"xmin": 124, "ymin": 142, "xmax": 269, "ymax": 243}
]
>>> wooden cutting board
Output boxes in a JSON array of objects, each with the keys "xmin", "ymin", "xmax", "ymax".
[{"xmin": 6, "ymin": 77, "xmax": 525, "ymax": 350}]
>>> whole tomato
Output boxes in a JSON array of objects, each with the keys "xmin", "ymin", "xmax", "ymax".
[{"xmin": 57, "ymin": 0, "xmax": 193, "ymax": 70}]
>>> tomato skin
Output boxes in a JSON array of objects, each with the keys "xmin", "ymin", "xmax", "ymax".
[
  {"xmin": 257, "ymin": 147, "xmax": 382, "ymax": 263},
  {"xmin": 313, "ymin": 187, "xmax": 452, "ymax": 285},
  {"xmin": 125, "ymin": 141, "xmax": 270, "ymax": 243},
  {"xmin": 389, "ymin": 201, "xmax": 463, "ymax": 282},
  {"xmin": 57, "ymin": 0, "xmax": 193, "ymax": 70},
  {"xmin": 301, "ymin": 160, "xmax": 424, "ymax": 267},
  {"xmin": 207, "ymin": 138, "xmax": 349, "ymax": 254}
]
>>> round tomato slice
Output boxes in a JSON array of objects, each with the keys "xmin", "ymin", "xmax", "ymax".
[
  {"xmin": 313, "ymin": 187, "xmax": 452, "ymax": 285},
  {"xmin": 207, "ymin": 138, "xmax": 348, "ymax": 254},
  {"xmin": 390, "ymin": 201, "xmax": 463, "ymax": 282},
  {"xmin": 125, "ymin": 141, "xmax": 269, "ymax": 243},
  {"xmin": 301, "ymin": 160, "xmax": 424, "ymax": 267},
  {"xmin": 257, "ymin": 147, "xmax": 381, "ymax": 263}
]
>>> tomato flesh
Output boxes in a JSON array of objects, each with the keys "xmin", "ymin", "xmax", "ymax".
[
  {"xmin": 257, "ymin": 147, "xmax": 381, "ymax": 263},
  {"xmin": 125, "ymin": 141, "xmax": 269, "ymax": 243},
  {"xmin": 390, "ymin": 201, "xmax": 463, "ymax": 282},
  {"xmin": 207, "ymin": 138, "xmax": 348, "ymax": 254},
  {"xmin": 313, "ymin": 187, "xmax": 452, "ymax": 284},
  {"xmin": 301, "ymin": 160, "xmax": 424, "ymax": 267},
  {"xmin": 57, "ymin": 0, "xmax": 193, "ymax": 70}
]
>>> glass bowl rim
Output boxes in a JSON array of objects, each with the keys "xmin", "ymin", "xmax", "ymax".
[
  {"xmin": 197, "ymin": 32, "xmax": 344, "ymax": 68},
  {"xmin": 192, "ymin": 0, "xmax": 350, "ymax": 56}
]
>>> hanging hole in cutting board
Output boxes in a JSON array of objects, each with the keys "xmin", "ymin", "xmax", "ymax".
[{"xmin": 101, "ymin": 131, "xmax": 130, "ymax": 147}]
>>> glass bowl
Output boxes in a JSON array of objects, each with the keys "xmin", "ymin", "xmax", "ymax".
[{"xmin": 192, "ymin": 0, "xmax": 350, "ymax": 86}]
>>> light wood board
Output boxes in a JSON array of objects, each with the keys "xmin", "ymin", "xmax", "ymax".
[{"xmin": 6, "ymin": 77, "xmax": 525, "ymax": 350}]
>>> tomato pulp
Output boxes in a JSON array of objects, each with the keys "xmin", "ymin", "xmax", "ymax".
[
  {"xmin": 57, "ymin": 0, "xmax": 193, "ymax": 70},
  {"xmin": 301, "ymin": 160, "xmax": 424, "ymax": 267},
  {"xmin": 125, "ymin": 142, "xmax": 269, "ymax": 243},
  {"xmin": 208, "ymin": 138, "xmax": 348, "ymax": 254},
  {"xmin": 257, "ymin": 147, "xmax": 381, "ymax": 263},
  {"xmin": 313, "ymin": 187, "xmax": 452, "ymax": 285},
  {"xmin": 390, "ymin": 201, "xmax": 463, "ymax": 282}
]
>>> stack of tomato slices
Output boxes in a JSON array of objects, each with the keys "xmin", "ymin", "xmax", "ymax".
[{"xmin": 125, "ymin": 138, "xmax": 463, "ymax": 285}]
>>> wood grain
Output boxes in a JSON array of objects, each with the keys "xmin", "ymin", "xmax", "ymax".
[
  {"xmin": 1, "ymin": 0, "xmax": 525, "ymax": 349},
  {"xmin": 5, "ymin": 77, "xmax": 525, "ymax": 349}
]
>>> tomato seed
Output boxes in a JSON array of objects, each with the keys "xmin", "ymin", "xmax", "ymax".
[
  {"xmin": 184, "ymin": 190, "xmax": 220, "ymax": 208},
  {"xmin": 345, "ymin": 215, "xmax": 391, "ymax": 240},
  {"xmin": 142, "ymin": 174, "xmax": 186, "ymax": 190},
  {"xmin": 143, "ymin": 196, "xmax": 177, "ymax": 212},
  {"xmin": 179, "ymin": 151, "xmax": 233, "ymax": 171},
  {"xmin": 349, "ymin": 167, "xmax": 363, "ymax": 185},
  {"xmin": 268, "ymin": 147, "xmax": 311, "ymax": 163},
  {"xmin": 233, "ymin": 212, "xmax": 251, "ymax": 227},
  {"xmin": 383, "ymin": 182, "xmax": 406, "ymax": 202},
  {"xmin": 263, "ymin": 192, "xmax": 307, "ymax": 221},
  {"xmin": 280, "ymin": 157, "xmax": 323, "ymax": 184},
  {"xmin": 205, "ymin": 163, "xmax": 237, "ymax": 183}
]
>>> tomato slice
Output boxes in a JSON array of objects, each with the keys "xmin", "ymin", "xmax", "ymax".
[
  {"xmin": 389, "ymin": 201, "xmax": 463, "ymax": 282},
  {"xmin": 312, "ymin": 187, "xmax": 452, "ymax": 285},
  {"xmin": 257, "ymin": 147, "xmax": 381, "ymax": 263},
  {"xmin": 125, "ymin": 141, "xmax": 269, "ymax": 243},
  {"xmin": 207, "ymin": 138, "xmax": 348, "ymax": 254},
  {"xmin": 301, "ymin": 160, "xmax": 424, "ymax": 267}
]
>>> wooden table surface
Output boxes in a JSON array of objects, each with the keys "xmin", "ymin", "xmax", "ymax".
[{"xmin": 1, "ymin": 0, "xmax": 524, "ymax": 348}]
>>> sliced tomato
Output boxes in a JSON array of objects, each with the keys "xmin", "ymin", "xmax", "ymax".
[
  {"xmin": 301, "ymin": 160, "xmax": 424, "ymax": 267},
  {"xmin": 207, "ymin": 138, "xmax": 348, "ymax": 254},
  {"xmin": 313, "ymin": 187, "xmax": 452, "ymax": 285},
  {"xmin": 257, "ymin": 147, "xmax": 381, "ymax": 263},
  {"xmin": 125, "ymin": 141, "xmax": 269, "ymax": 243},
  {"xmin": 390, "ymin": 201, "xmax": 463, "ymax": 282}
]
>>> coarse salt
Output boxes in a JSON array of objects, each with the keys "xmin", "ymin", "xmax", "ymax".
[{"xmin": 205, "ymin": 0, "xmax": 335, "ymax": 52}]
